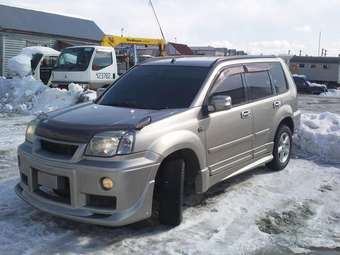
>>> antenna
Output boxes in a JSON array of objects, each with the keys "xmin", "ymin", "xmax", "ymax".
[{"xmin": 149, "ymin": 0, "xmax": 166, "ymax": 41}]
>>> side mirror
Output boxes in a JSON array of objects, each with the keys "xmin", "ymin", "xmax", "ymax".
[{"xmin": 208, "ymin": 95, "xmax": 232, "ymax": 112}]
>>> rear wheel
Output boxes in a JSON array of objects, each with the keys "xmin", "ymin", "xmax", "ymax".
[
  {"xmin": 267, "ymin": 125, "xmax": 292, "ymax": 171},
  {"xmin": 158, "ymin": 159, "xmax": 185, "ymax": 226}
]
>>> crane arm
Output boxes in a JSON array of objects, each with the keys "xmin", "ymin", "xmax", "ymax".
[{"xmin": 101, "ymin": 35, "xmax": 166, "ymax": 56}]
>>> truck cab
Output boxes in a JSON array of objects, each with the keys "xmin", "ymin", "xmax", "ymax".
[{"xmin": 51, "ymin": 46, "xmax": 118, "ymax": 90}]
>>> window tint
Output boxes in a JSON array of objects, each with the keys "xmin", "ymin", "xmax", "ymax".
[
  {"xmin": 245, "ymin": 71, "xmax": 273, "ymax": 100},
  {"xmin": 98, "ymin": 65, "xmax": 210, "ymax": 110},
  {"xmin": 269, "ymin": 63, "xmax": 288, "ymax": 94},
  {"xmin": 212, "ymin": 69, "xmax": 246, "ymax": 105},
  {"xmin": 299, "ymin": 64, "xmax": 305, "ymax": 68},
  {"xmin": 92, "ymin": 51, "xmax": 113, "ymax": 70}
]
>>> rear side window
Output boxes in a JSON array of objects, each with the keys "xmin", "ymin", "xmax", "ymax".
[
  {"xmin": 269, "ymin": 63, "xmax": 288, "ymax": 94},
  {"xmin": 245, "ymin": 71, "xmax": 273, "ymax": 100},
  {"xmin": 211, "ymin": 67, "xmax": 246, "ymax": 105},
  {"xmin": 92, "ymin": 51, "xmax": 113, "ymax": 71}
]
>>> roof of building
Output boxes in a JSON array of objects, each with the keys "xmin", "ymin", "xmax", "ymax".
[
  {"xmin": 0, "ymin": 4, "xmax": 104, "ymax": 42},
  {"xmin": 290, "ymin": 56, "xmax": 340, "ymax": 64},
  {"xmin": 142, "ymin": 55, "xmax": 278, "ymax": 67},
  {"xmin": 169, "ymin": 42, "xmax": 193, "ymax": 55}
]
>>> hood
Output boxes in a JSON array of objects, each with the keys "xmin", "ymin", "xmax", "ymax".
[{"xmin": 36, "ymin": 103, "xmax": 185, "ymax": 143}]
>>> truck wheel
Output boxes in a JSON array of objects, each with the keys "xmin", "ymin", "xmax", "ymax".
[
  {"xmin": 267, "ymin": 125, "xmax": 292, "ymax": 171},
  {"xmin": 158, "ymin": 159, "xmax": 185, "ymax": 226}
]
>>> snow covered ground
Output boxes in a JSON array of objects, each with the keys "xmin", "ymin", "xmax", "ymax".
[
  {"xmin": 321, "ymin": 89, "xmax": 340, "ymax": 98},
  {"xmin": 0, "ymin": 95, "xmax": 339, "ymax": 255}
]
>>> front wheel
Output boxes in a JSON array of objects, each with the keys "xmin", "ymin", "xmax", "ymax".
[
  {"xmin": 267, "ymin": 125, "xmax": 292, "ymax": 171},
  {"xmin": 158, "ymin": 159, "xmax": 185, "ymax": 226}
]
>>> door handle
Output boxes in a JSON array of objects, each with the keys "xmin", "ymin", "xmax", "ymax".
[
  {"xmin": 241, "ymin": 110, "xmax": 251, "ymax": 119},
  {"xmin": 273, "ymin": 100, "xmax": 281, "ymax": 108}
]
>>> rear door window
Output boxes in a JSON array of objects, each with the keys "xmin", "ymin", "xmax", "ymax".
[
  {"xmin": 269, "ymin": 63, "xmax": 288, "ymax": 94},
  {"xmin": 244, "ymin": 67, "xmax": 273, "ymax": 100}
]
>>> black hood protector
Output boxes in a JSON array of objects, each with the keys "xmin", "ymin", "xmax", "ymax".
[{"xmin": 35, "ymin": 103, "xmax": 184, "ymax": 143}]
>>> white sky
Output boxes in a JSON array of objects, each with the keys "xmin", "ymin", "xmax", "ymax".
[{"xmin": 1, "ymin": 0, "xmax": 340, "ymax": 56}]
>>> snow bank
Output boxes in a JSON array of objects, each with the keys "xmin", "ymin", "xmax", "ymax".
[
  {"xmin": 8, "ymin": 46, "xmax": 60, "ymax": 77},
  {"xmin": 320, "ymin": 89, "xmax": 340, "ymax": 97},
  {"xmin": 295, "ymin": 112, "xmax": 340, "ymax": 163},
  {"xmin": 0, "ymin": 76, "xmax": 96, "ymax": 114}
]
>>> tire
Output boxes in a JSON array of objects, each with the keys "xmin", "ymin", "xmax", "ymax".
[
  {"xmin": 267, "ymin": 125, "xmax": 292, "ymax": 171},
  {"xmin": 158, "ymin": 159, "xmax": 185, "ymax": 226}
]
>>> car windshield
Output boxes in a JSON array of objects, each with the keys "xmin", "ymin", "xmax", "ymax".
[
  {"xmin": 54, "ymin": 47, "xmax": 94, "ymax": 71},
  {"xmin": 97, "ymin": 65, "xmax": 210, "ymax": 110}
]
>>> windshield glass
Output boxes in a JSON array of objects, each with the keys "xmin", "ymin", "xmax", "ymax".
[
  {"xmin": 54, "ymin": 47, "xmax": 94, "ymax": 71},
  {"xmin": 97, "ymin": 65, "xmax": 210, "ymax": 110}
]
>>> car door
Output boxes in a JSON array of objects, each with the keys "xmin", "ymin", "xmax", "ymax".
[
  {"xmin": 202, "ymin": 65, "xmax": 253, "ymax": 176},
  {"xmin": 243, "ymin": 63, "xmax": 277, "ymax": 159}
]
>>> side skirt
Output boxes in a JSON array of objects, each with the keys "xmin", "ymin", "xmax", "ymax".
[{"xmin": 195, "ymin": 155, "xmax": 273, "ymax": 193}]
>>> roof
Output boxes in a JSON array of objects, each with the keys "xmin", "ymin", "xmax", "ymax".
[
  {"xmin": 142, "ymin": 55, "xmax": 278, "ymax": 67},
  {"xmin": 0, "ymin": 4, "xmax": 104, "ymax": 42},
  {"xmin": 168, "ymin": 42, "xmax": 193, "ymax": 55},
  {"xmin": 290, "ymin": 56, "xmax": 340, "ymax": 64}
]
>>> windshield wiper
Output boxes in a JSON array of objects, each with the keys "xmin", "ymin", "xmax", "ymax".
[{"xmin": 109, "ymin": 101, "xmax": 139, "ymax": 108}]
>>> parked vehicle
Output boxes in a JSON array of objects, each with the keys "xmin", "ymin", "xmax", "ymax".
[
  {"xmin": 16, "ymin": 56, "xmax": 300, "ymax": 227},
  {"xmin": 293, "ymin": 74, "xmax": 328, "ymax": 94},
  {"xmin": 51, "ymin": 35, "xmax": 166, "ymax": 90}
]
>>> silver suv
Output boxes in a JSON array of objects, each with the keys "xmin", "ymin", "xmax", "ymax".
[{"xmin": 16, "ymin": 56, "xmax": 300, "ymax": 227}]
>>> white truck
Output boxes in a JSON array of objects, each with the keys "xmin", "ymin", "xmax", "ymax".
[
  {"xmin": 50, "ymin": 35, "xmax": 166, "ymax": 90},
  {"xmin": 51, "ymin": 46, "xmax": 118, "ymax": 90}
]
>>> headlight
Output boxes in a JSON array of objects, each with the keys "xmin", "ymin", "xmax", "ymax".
[
  {"xmin": 25, "ymin": 118, "xmax": 40, "ymax": 143},
  {"xmin": 85, "ymin": 131, "xmax": 135, "ymax": 157}
]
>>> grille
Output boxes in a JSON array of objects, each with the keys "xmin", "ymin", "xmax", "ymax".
[{"xmin": 40, "ymin": 139, "xmax": 78, "ymax": 157}]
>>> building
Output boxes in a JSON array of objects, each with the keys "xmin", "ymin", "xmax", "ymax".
[
  {"xmin": 289, "ymin": 56, "xmax": 340, "ymax": 86},
  {"xmin": 167, "ymin": 42, "xmax": 193, "ymax": 55},
  {"xmin": 0, "ymin": 4, "xmax": 104, "ymax": 77},
  {"xmin": 190, "ymin": 46, "xmax": 247, "ymax": 56}
]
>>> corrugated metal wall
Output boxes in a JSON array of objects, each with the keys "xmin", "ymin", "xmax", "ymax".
[
  {"xmin": 0, "ymin": 31, "xmax": 97, "ymax": 77},
  {"xmin": 0, "ymin": 35, "xmax": 3, "ymax": 76},
  {"xmin": 1, "ymin": 33, "xmax": 55, "ymax": 77}
]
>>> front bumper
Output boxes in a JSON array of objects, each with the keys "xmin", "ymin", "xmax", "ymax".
[{"xmin": 16, "ymin": 141, "xmax": 161, "ymax": 226}]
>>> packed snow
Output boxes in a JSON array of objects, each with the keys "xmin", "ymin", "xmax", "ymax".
[
  {"xmin": 8, "ymin": 46, "xmax": 60, "ymax": 77},
  {"xmin": 0, "ymin": 76, "xmax": 96, "ymax": 114},
  {"xmin": 295, "ymin": 112, "xmax": 340, "ymax": 163},
  {"xmin": 321, "ymin": 88, "xmax": 340, "ymax": 97}
]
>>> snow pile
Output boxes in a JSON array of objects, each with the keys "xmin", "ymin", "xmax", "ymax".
[
  {"xmin": 8, "ymin": 46, "xmax": 60, "ymax": 77},
  {"xmin": 295, "ymin": 112, "xmax": 340, "ymax": 163},
  {"xmin": 0, "ymin": 76, "xmax": 96, "ymax": 114},
  {"xmin": 320, "ymin": 89, "xmax": 340, "ymax": 97}
]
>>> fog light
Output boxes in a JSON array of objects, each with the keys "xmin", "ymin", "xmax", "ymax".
[{"xmin": 101, "ymin": 177, "xmax": 113, "ymax": 190}]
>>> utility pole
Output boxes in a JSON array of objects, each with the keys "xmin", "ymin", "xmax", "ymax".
[
  {"xmin": 299, "ymin": 50, "xmax": 302, "ymax": 56},
  {"xmin": 318, "ymin": 31, "xmax": 322, "ymax": 56},
  {"xmin": 121, "ymin": 28, "xmax": 124, "ymax": 37},
  {"xmin": 149, "ymin": 0, "xmax": 166, "ymax": 41}
]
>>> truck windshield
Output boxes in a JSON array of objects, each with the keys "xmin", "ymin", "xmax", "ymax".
[
  {"xmin": 54, "ymin": 47, "xmax": 94, "ymax": 71},
  {"xmin": 97, "ymin": 65, "xmax": 210, "ymax": 110}
]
